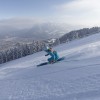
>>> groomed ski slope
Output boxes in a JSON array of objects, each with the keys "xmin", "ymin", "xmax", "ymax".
[{"xmin": 0, "ymin": 33, "xmax": 100, "ymax": 100}]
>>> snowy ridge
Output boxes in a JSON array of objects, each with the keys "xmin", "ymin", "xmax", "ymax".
[{"xmin": 0, "ymin": 33, "xmax": 100, "ymax": 100}]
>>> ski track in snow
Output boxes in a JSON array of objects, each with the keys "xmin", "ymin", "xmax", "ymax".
[{"xmin": 1, "ymin": 33, "xmax": 100, "ymax": 100}]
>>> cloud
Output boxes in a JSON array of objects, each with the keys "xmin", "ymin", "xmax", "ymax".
[
  {"xmin": 54, "ymin": 0, "xmax": 100, "ymax": 26},
  {"xmin": 0, "ymin": 18, "xmax": 45, "ymax": 29},
  {"xmin": 56, "ymin": 0, "xmax": 100, "ymax": 12}
]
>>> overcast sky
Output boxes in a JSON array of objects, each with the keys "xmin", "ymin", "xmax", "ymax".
[{"xmin": 0, "ymin": 0, "xmax": 100, "ymax": 27}]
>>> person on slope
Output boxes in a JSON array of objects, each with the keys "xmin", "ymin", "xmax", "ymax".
[{"xmin": 45, "ymin": 47, "xmax": 59, "ymax": 63}]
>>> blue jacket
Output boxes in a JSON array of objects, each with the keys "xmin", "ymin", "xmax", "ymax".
[
  {"xmin": 45, "ymin": 49, "xmax": 59, "ymax": 61},
  {"xmin": 53, "ymin": 51, "xmax": 59, "ymax": 60}
]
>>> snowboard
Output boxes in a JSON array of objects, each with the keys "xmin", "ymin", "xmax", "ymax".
[{"xmin": 37, "ymin": 57, "xmax": 65, "ymax": 67}]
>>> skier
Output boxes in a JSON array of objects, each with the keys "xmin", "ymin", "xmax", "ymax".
[
  {"xmin": 37, "ymin": 46, "xmax": 64, "ymax": 66},
  {"xmin": 45, "ymin": 47, "xmax": 59, "ymax": 63}
]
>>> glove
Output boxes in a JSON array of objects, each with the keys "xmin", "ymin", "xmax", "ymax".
[{"xmin": 45, "ymin": 54, "xmax": 49, "ymax": 56}]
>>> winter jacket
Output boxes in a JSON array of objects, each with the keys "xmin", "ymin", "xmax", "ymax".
[{"xmin": 45, "ymin": 49, "xmax": 59, "ymax": 62}]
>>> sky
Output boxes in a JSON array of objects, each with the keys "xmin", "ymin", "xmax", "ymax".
[{"xmin": 0, "ymin": 0, "xmax": 100, "ymax": 27}]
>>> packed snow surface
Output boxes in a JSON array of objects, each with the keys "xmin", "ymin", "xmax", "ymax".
[{"xmin": 1, "ymin": 33, "xmax": 100, "ymax": 100}]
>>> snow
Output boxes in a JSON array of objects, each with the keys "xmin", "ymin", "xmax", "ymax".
[{"xmin": 0, "ymin": 33, "xmax": 100, "ymax": 100}]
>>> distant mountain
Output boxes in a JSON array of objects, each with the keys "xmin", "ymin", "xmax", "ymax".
[
  {"xmin": 0, "ymin": 21, "xmax": 84, "ymax": 51},
  {"xmin": 0, "ymin": 22, "xmax": 82, "ymax": 40}
]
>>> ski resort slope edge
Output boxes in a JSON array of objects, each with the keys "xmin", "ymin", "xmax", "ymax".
[{"xmin": 0, "ymin": 33, "xmax": 100, "ymax": 100}]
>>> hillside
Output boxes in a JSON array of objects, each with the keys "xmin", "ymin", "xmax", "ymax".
[
  {"xmin": 0, "ymin": 22, "xmax": 79, "ymax": 52},
  {"xmin": 0, "ymin": 33, "xmax": 100, "ymax": 100}
]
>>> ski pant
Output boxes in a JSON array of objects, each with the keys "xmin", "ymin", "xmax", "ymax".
[{"xmin": 48, "ymin": 56, "xmax": 55, "ymax": 62}]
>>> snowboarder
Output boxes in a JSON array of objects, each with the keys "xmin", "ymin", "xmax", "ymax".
[
  {"xmin": 44, "ymin": 46, "xmax": 59, "ymax": 63},
  {"xmin": 37, "ymin": 46, "xmax": 64, "ymax": 66}
]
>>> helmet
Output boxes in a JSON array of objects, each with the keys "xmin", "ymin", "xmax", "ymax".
[{"xmin": 44, "ymin": 46, "xmax": 49, "ymax": 51}]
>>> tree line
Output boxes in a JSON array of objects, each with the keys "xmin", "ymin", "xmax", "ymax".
[
  {"xmin": 59, "ymin": 27, "xmax": 100, "ymax": 43},
  {"xmin": 0, "ymin": 40, "xmax": 45, "ymax": 64}
]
